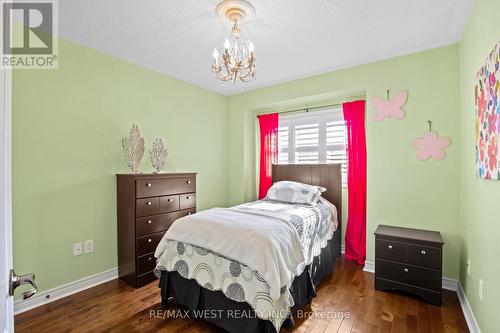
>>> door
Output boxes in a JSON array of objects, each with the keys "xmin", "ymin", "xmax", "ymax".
[{"xmin": 1, "ymin": 67, "xmax": 14, "ymax": 332}]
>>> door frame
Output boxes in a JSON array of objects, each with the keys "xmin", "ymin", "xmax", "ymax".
[{"xmin": 1, "ymin": 65, "xmax": 14, "ymax": 333}]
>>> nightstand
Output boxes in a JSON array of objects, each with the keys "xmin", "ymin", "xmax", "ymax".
[{"xmin": 374, "ymin": 224, "xmax": 444, "ymax": 306}]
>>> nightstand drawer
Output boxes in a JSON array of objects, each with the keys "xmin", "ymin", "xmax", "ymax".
[
  {"xmin": 136, "ymin": 234, "xmax": 160, "ymax": 256},
  {"xmin": 136, "ymin": 197, "xmax": 159, "ymax": 217},
  {"xmin": 407, "ymin": 244, "xmax": 441, "ymax": 269},
  {"xmin": 375, "ymin": 239, "xmax": 405, "ymax": 262},
  {"xmin": 376, "ymin": 259, "xmax": 441, "ymax": 291},
  {"xmin": 136, "ymin": 177, "xmax": 196, "ymax": 198},
  {"xmin": 180, "ymin": 193, "xmax": 196, "ymax": 210}
]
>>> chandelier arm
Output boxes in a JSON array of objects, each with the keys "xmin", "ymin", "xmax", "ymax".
[
  {"xmin": 239, "ymin": 71, "xmax": 254, "ymax": 82},
  {"xmin": 239, "ymin": 63, "xmax": 255, "ymax": 80},
  {"xmin": 216, "ymin": 70, "xmax": 233, "ymax": 81},
  {"xmin": 212, "ymin": 65, "xmax": 233, "ymax": 81}
]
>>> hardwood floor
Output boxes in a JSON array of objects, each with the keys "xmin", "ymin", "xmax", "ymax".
[{"xmin": 15, "ymin": 257, "xmax": 469, "ymax": 333}]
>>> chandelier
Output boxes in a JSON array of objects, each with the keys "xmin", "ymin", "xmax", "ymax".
[{"xmin": 211, "ymin": 0, "xmax": 256, "ymax": 83}]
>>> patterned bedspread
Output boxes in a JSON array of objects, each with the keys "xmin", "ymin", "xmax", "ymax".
[{"xmin": 154, "ymin": 198, "xmax": 337, "ymax": 331}]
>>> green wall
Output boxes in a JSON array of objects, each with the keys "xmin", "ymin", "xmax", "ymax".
[
  {"xmin": 12, "ymin": 38, "xmax": 227, "ymax": 293},
  {"xmin": 226, "ymin": 45, "xmax": 462, "ymax": 279},
  {"xmin": 459, "ymin": 0, "xmax": 500, "ymax": 331}
]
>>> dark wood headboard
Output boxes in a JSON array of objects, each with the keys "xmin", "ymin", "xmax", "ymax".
[{"xmin": 272, "ymin": 164, "xmax": 342, "ymax": 256}]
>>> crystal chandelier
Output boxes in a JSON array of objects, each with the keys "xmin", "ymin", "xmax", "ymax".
[{"xmin": 211, "ymin": 0, "xmax": 256, "ymax": 83}]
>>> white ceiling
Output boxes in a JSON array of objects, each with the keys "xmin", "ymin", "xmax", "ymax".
[{"xmin": 59, "ymin": 0, "xmax": 474, "ymax": 95}]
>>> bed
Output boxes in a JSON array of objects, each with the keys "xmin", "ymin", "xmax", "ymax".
[{"xmin": 154, "ymin": 164, "xmax": 342, "ymax": 332}]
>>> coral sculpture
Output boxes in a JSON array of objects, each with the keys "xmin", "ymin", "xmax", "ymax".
[
  {"xmin": 150, "ymin": 138, "xmax": 168, "ymax": 173},
  {"xmin": 122, "ymin": 125, "xmax": 145, "ymax": 173}
]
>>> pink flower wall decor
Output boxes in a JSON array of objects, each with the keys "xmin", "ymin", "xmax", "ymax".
[
  {"xmin": 412, "ymin": 131, "xmax": 451, "ymax": 161},
  {"xmin": 371, "ymin": 91, "xmax": 408, "ymax": 121}
]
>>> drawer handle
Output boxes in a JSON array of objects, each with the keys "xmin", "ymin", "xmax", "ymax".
[
  {"xmin": 186, "ymin": 196, "xmax": 190, "ymax": 199},
  {"xmin": 147, "ymin": 238, "xmax": 152, "ymax": 243},
  {"xmin": 147, "ymin": 201, "xmax": 152, "ymax": 206},
  {"xmin": 167, "ymin": 198, "xmax": 172, "ymax": 202},
  {"xmin": 388, "ymin": 245, "xmax": 393, "ymax": 249},
  {"xmin": 186, "ymin": 180, "xmax": 191, "ymax": 184},
  {"xmin": 421, "ymin": 250, "xmax": 426, "ymax": 255},
  {"xmin": 146, "ymin": 183, "xmax": 152, "ymax": 187},
  {"xmin": 404, "ymin": 268, "xmax": 409, "ymax": 273},
  {"xmin": 147, "ymin": 220, "xmax": 152, "ymax": 224},
  {"xmin": 148, "ymin": 257, "xmax": 153, "ymax": 262}
]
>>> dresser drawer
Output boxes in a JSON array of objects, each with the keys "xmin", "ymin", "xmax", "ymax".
[
  {"xmin": 136, "ymin": 211, "xmax": 184, "ymax": 237},
  {"xmin": 159, "ymin": 195, "xmax": 179, "ymax": 213},
  {"xmin": 406, "ymin": 244, "xmax": 441, "ymax": 269},
  {"xmin": 179, "ymin": 193, "xmax": 196, "ymax": 210},
  {"xmin": 136, "ymin": 177, "xmax": 196, "ymax": 198},
  {"xmin": 180, "ymin": 208, "xmax": 196, "ymax": 218},
  {"xmin": 136, "ymin": 234, "xmax": 160, "ymax": 256},
  {"xmin": 136, "ymin": 271, "xmax": 157, "ymax": 287},
  {"xmin": 376, "ymin": 259, "xmax": 441, "ymax": 291},
  {"xmin": 137, "ymin": 253, "xmax": 156, "ymax": 275},
  {"xmin": 136, "ymin": 197, "xmax": 159, "ymax": 217},
  {"xmin": 375, "ymin": 239, "xmax": 405, "ymax": 262}
]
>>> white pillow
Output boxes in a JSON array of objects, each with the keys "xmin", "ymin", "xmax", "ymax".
[{"xmin": 265, "ymin": 181, "xmax": 322, "ymax": 205}]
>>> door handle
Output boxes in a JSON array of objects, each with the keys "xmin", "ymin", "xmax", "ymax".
[{"xmin": 9, "ymin": 269, "xmax": 38, "ymax": 300}]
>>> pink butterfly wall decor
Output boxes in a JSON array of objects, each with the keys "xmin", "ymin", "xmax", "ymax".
[
  {"xmin": 412, "ymin": 131, "xmax": 451, "ymax": 161},
  {"xmin": 371, "ymin": 91, "xmax": 408, "ymax": 121}
]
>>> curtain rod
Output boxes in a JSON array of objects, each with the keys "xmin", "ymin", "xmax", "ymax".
[
  {"xmin": 256, "ymin": 95, "xmax": 365, "ymax": 118},
  {"xmin": 276, "ymin": 102, "xmax": 343, "ymax": 116},
  {"xmin": 256, "ymin": 103, "xmax": 342, "ymax": 118}
]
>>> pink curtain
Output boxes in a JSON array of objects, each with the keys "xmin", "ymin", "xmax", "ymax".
[
  {"xmin": 258, "ymin": 113, "xmax": 278, "ymax": 199},
  {"xmin": 343, "ymin": 100, "xmax": 367, "ymax": 266}
]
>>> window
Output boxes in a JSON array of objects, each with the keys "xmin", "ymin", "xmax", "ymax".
[{"xmin": 277, "ymin": 107, "xmax": 347, "ymax": 186}]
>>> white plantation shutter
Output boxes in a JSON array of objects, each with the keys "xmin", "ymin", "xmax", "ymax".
[
  {"xmin": 277, "ymin": 126, "xmax": 289, "ymax": 164},
  {"xmin": 277, "ymin": 107, "xmax": 347, "ymax": 186}
]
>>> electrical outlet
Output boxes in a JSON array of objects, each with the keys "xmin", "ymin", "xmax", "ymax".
[
  {"xmin": 84, "ymin": 239, "xmax": 94, "ymax": 254},
  {"xmin": 467, "ymin": 259, "xmax": 471, "ymax": 276},
  {"xmin": 73, "ymin": 242, "xmax": 83, "ymax": 256},
  {"xmin": 479, "ymin": 278, "xmax": 484, "ymax": 302}
]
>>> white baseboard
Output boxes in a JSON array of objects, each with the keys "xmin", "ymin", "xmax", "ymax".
[
  {"xmin": 457, "ymin": 282, "xmax": 481, "ymax": 333},
  {"xmin": 14, "ymin": 267, "xmax": 118, "ymax": 315},
  {"xmin": 442, "ymin": 276, "xmax": 459, "ymax": 291},
  {"xmin": 363, "ymin": 260, "xmax": 375, "ymax": 273},
  {"xmin": 362, "ymin": 260, "xmax": 480, "ymax": 332}
]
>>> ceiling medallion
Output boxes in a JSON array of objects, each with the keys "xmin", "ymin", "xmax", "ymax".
[{"xmin": 211, "ymin": 0, "xmax": 256, "ymax": 84}]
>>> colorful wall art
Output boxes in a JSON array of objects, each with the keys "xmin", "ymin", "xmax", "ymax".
[
  {"xmin": 371, "ymin": 90, "xmax": 408, "ymax": 121},
  {"xmin": 475, "ymin": 42, "xmax": 500, "ymax": 180}
]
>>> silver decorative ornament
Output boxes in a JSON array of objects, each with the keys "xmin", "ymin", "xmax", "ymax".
[
  {"xmin": 122, "ymin": 125, "xmax": 145, "ymax": 173},
  {"xmin": 150, "ymin": 138, "xmax": 168, "ymax": 173}
]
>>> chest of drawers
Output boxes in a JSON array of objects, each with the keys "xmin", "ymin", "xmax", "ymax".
[
  {"xmin": 374, "ymin": 225, "xmax": 444, "ymax": 306},
  {"xmin": 117, "ymin": 173, "xmax": 197, "ymax": 288}
]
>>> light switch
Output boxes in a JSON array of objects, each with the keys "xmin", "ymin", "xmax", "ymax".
[{"xmin": 84, "ymin": 239, "xmax": 94, "ymax": 254}]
